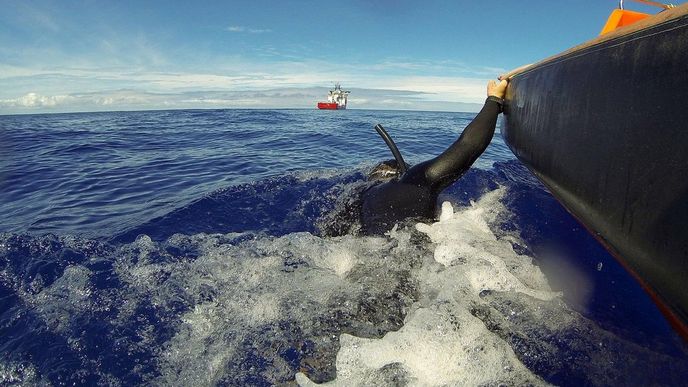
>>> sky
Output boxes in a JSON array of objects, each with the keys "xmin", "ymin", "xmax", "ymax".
[{"xmin": 0, "ymin": 0, "xmax": 670, "ymax": 114}]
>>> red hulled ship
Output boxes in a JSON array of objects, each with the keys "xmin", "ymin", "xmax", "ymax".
[{"xmin": 317, "ymin": 83, "xmax": 350, "ymax": 110}]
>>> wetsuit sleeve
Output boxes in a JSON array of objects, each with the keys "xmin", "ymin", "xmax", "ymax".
[{"xmin": 422, "ymin": 98, "xmax": 502, "ymax": 192}]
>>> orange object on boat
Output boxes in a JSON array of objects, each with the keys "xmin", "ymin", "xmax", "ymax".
[{"xmin": 600, "ymin": 9, "xmax": 651, "ymax": 34}]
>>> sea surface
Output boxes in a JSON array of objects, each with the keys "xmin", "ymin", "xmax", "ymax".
[{"xmin": 1, "ymin": 108, "xmax": 687, "ymax": 386}]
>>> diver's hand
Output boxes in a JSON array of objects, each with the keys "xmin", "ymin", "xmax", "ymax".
[{"xmin": 487, "ymin": 79, "xmax": 508, "ymax": 99}]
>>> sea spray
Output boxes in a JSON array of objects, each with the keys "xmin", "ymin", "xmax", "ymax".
[
  {"xmin": 2, "ymin": 189, "xmax": 687, "ymax": 385},
  {"xmin": 296, "ymin": 188, "xmax": 553, "ymax": 386},
  {"xmin": 128, "ymin": 231, "xmax": 426, "ymax": 385},
  {"xmin": 297, "ymin": 188, "xmax": 688, "ymax": 386}
]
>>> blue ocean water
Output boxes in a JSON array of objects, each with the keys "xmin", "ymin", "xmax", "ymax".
[{"xmin": 0, "ymin": 109, "xmax": 686, "ymax": 386}]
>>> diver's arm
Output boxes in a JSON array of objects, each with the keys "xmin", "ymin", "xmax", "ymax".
[{"xmin": 422, "ymin": 97, "xmax": 502, "ymax": 192}]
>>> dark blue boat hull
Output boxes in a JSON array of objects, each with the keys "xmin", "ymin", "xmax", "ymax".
[{"xmin": 503, "ymin": 9, "xmax": 688, "ymax": 338}]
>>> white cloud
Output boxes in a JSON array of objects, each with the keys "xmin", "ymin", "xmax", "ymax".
[
  {"xmin": 372, "ymin": 76, "xmax": 488, "ymax": 102},
  {"xmin": 0, "ymin": 92, "xmax": 72, "ymax": 108},
  {"xmin": 0, "ymin": 87, "xmax": 483, "ymax": 114},
  {"xmin": 0, "ymin": 55, "xmax": 499, "ymax": 114},
  {"xmin": 226, "ymin": 26, "xmax": 272, "ymax": 33}
]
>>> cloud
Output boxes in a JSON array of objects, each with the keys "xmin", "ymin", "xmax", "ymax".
[
  {"xmin": 0, "ymin": 92, "xmax": 72, "ymax": 108},
  {"xmin": 226, "ymin": 26, "xmax": 272, "ymax": 33},
  {"xmin": 368, "ymin": 59, "xmax": 505, "ymax": 78},
  {"xmin": 0, "ymin": 55, "xmax": 498, "ymax": 114},
  {"xmin": 0, "ymin": 87, "xmax": 483, "ymax": 114},
  {"xmin": 0, "ymin": 90, "xmax": 171, "ymax": 112}
]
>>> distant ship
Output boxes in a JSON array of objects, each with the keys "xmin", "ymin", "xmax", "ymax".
[{"xmin": 317, "ymin": 83, "xmax": 350, "ymax": 110}]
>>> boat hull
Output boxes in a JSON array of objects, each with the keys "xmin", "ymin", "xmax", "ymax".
[
  {"xmin": 317, "ymin": 102, "xmax": 344, "ymax": 110},
  {"xmin": 503, "ymin": 8, "xmax": 688, "ymax": 338}
]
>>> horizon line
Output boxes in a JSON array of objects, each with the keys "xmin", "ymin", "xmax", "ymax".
[{"xmin": 0, "ymin": 105, "xmax": 485, "ymax": 118}]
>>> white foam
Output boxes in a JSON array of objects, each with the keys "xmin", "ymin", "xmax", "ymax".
[
  {"xmin": 31, "ymin": 265, "xmax": 93, "ymax": 334},
  {"xmin": 297, "ymin": 188, "xmax": 558, "ymax": 386},
  {"xmin": 0, "ymin": 361, "xmax": 44, "ymax": 385},
  {"xmin": 138, "ymin": 231, "xmax": 423, "ymax": 386},
  {"xmin": 417, "ymin": 190, "xmax": 556, "ymax": 301},
  {"xmin": 15, "ymin": 188, "xmax": 679, "ymax": 385},
  {"xmin": 297, "ymin": 305, "xmax": 541, "ymax": 386}
]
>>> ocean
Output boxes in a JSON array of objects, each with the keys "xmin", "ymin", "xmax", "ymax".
[{"xmin": 1, "ymin": 109, "xmax": 686, "ymax": 386}]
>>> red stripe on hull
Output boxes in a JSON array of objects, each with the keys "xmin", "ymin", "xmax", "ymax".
[{"xmin": 317, "ymin": 102, "xmax": 342, "ymax": 110}]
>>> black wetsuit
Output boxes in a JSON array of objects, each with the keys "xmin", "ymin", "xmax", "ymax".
[{"xmin": 361, "ymin": 96, "xmax": 503, "ymax": 234}]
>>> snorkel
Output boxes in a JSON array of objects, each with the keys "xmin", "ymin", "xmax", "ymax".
[{"xmin": 374, "ymin": 124, "xmax": 408, "ymax": 175}]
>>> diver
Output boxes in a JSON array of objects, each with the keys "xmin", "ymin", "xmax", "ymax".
[{"xmin": 358, "ymin": 77, "xmax": 509, "ymax": 235}]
